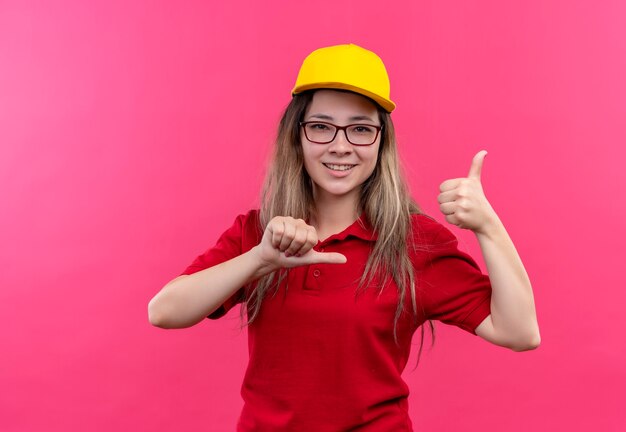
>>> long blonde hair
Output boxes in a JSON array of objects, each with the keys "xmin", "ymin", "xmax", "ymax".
[{"xmin": 239, "ymin": 90, "xmax": 435, "ymax": 367}]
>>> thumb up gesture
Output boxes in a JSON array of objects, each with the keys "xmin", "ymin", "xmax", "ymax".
[{"xmin": 437, "ymin": 150, "xmax": 498, "ymax": 234}]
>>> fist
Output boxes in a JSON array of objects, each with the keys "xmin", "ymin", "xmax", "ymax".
[
  {"xmin": 257, "ymin": 216, "xmax": 347, "ymax": 270},
  {"xmin": 437, "ymin": 150, "xmax": 497, "ymax": 234}
]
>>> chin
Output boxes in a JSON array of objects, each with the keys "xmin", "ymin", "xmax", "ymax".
[{"xmin": 314, "ymin": 182, "xmax": 360, "ymax": 198}]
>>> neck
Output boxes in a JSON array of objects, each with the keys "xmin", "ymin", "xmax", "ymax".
[{"xmin": 310, "ymin": 188, "xmax": 361, "ymax": 241}]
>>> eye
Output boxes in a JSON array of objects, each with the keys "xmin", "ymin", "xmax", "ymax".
[
  {"xmin": 309, "ymin": 122, "xmax": 331, "ymax": 131},
  {"xmin": 351, "ymin": 125, "xmax": 376, "ymax": 134}
]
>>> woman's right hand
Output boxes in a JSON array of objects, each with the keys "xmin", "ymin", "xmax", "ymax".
[{"xmin": 253, "ymin": 216, "xmax": 347, "ymax": 272}]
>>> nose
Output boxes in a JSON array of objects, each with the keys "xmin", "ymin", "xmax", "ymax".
[{"xmin": 328, "ymin": 129, "xmax": 353, "ymax": 155}]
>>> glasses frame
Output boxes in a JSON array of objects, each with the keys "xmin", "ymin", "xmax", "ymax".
[{"xmin": 299, "ymin": 121, "xmax": 383, "ymax": 146}]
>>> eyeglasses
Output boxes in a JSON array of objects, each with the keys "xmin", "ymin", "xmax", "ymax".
[{"xmin": 299, "ymin": 121, "xmax": 383, "ymax": 146}]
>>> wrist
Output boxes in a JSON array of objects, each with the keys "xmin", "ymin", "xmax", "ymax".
[
  {"xmin": 474, "ymin": 212, "xmax": 504, "ymax": 240},
  {"xmin": 249, "ymin": 245, "xmax": 278, "ymax": 277}
]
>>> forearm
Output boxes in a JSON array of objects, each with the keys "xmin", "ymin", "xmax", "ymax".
[
  {"xmin": 148, "ymin": 246, "xmax": 272, "ymax": 329},
  {"xmin": 476, "ymin": 215, "xmax": 540, "ymax": 347}
]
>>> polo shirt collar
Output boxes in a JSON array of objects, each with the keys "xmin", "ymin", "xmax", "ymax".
[{"xmin": 319, "ymin": 212, "xmax": 379, "ymax": 244}]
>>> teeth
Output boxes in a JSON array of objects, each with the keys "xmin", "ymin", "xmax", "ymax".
[{"xmin": 324, "ymin": 163, "xmax": 355, "ymax": 171}]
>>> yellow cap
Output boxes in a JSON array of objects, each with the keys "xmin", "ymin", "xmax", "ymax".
[{"xmin": 291, "ymin": 43, "xmax": 396, "ymax": 113}]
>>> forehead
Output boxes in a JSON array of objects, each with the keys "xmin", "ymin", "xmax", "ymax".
[{"xmin": 305, "ymin": 90, "xmax": 379, "ymax": 121}]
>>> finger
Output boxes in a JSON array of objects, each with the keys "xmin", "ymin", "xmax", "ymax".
[
  {"xmin": 307, "ymin": 226, "xmax": 319, "ymax": 246},
  {"xmin": 439, "ymin": 178, "xmax": 463, "ymax": 193},
  {"xmin": 445, "ymin": 213, "xmax": 460, "ymax": 226},
  {"xmin": 437, "ymin": 189, "xmax": 458, "ymax": 204},
  {"xmin": 439, "ymin": 202, "xmax": 456, "ymax": 215},
  {"xmin": 468, "ymin": 150, "xmax": 488, "ymax": 180},
  {"xmin": 293, "ymin": 227, "xmax": 318, "ymax": 257},
  {"xmin": 270, "ymin": 220, "xmax": 285, "ymax": 249},
  {"xmin": 285, "ymin": 226, "xmax": 309, "ymax": 256},
  {"xmin": 279, "ymin": 219, "xmax": 296, "ymax": 251}
]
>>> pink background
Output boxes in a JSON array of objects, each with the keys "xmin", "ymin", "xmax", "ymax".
[{"xmin": 1, "ymin": 1, "xmax": 625, "ymax": 430}]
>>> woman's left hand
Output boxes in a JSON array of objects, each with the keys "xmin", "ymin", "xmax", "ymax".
[{"xmin": 437, "ymin": 150, "xmax": 499, "ymax": 235}]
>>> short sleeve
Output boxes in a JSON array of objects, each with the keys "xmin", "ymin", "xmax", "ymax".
[
  {"xmin": 179, "ymin": 210, "xmax": 259, "ymax": 319},
  {"xmin": 419, "ymin": 223, "xmax": 492, "ymax": 335}
]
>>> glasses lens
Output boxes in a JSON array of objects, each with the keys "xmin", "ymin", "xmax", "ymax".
[
  {"xmin": 304, "ymin": 122, "xmax": 336, "ymax": 143},
  {"xmin": 347, "ymin": 125, "xmax": 378, "ymax": 145}
]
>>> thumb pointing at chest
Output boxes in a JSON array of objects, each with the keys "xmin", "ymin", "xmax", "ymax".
[{"xmin": 301, "ymin": 250, "xmax": 347, "ymax": 265}]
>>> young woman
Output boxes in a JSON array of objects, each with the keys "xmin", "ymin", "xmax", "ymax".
[{"xmin": 148, "ymin": 43, "xmax": 540, "ymax": 431}]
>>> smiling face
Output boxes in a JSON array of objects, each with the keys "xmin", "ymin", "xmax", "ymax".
[{"xmin": 301, "ymin": 90, "xmax": 382, "ymax": 207}]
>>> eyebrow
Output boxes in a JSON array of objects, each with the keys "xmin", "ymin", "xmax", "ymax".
[{"xmin": 308, "ymin": 114, "xmax": 377, "ymax": 122}]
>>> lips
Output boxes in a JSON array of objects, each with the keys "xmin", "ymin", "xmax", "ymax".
[{"xmin": 323, "ymin": 163, "xmax": 356, "ymax": 172}]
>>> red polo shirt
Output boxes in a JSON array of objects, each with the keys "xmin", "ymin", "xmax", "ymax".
[{"xmin": 180, "ymin": 209, "xmax": 492, "ymax": 431}]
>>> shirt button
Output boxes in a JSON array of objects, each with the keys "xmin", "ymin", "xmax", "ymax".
[{"xmin": 313, "ymin": 269, "xmax": 321, "ymax": 277}]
